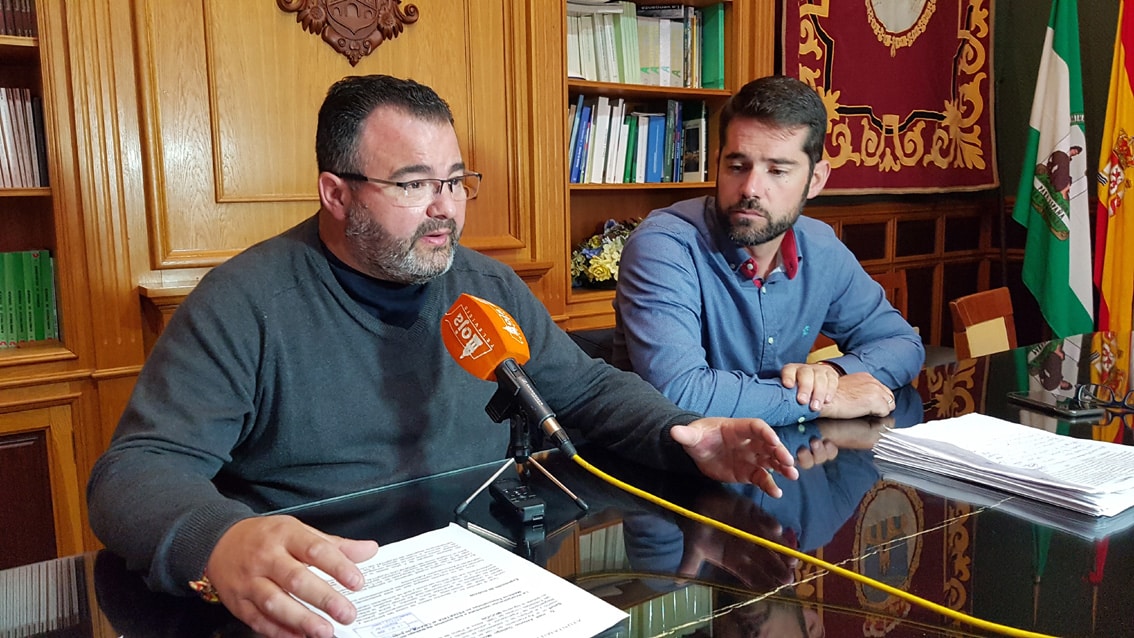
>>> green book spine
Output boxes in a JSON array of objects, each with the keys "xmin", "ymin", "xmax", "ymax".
[
  {"xmin": 41, "ymin": 254, "xmax": 58, "ymax": 340},
  {"xmin": 0, "ymin": 253, "xmax": 9, "ymax": 348},
  {"xmin": 622, "ymin": 115, "xmax": 639, "ymax": 183},
  {"xmin": 26, "ymin": 250, "xmax": 45, "ymax": 341},
  {"xmin": 8, "ymin": 251, "xmax": 26, "ymax": 344},
  {"xmin": 702, "ymin": 3, "xmax": 725, "ymax": 90}
]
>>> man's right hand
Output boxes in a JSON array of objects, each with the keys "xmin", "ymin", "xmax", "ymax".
[
  {"xmin": 816, "ymin": 372, "xmax": 895, "ymax": 419},
  {"xmin": 205, "ymin": 515, "xmax": 379, "ymax": 638}
]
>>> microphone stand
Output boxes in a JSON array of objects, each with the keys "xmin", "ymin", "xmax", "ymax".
[{"xmin": 453, "ymin": 384, "xmax": 589, "ymax": 519}]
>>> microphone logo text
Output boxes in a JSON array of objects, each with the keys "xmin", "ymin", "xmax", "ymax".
[{"xmin": 444, "ymin": 304, "xmax": 493, "ymax": 360}]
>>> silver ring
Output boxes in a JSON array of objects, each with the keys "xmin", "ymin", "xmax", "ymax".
[{"xmin": 887, "ymin": 396, "xmax": 895, "ymax": 404}]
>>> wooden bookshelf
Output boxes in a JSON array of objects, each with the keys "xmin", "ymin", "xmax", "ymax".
[{"xmin": 559, "ymin": 1, "xmax": 772, "ymax": 330}]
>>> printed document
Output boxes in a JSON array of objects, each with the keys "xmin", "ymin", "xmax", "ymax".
[
  {"xmin": 875, "ymin": 413, "xmax": 1134, "ymax": 517},
  {"xmin": 302, "ymin": 523, "xmax": 627, "ymax": 638}
]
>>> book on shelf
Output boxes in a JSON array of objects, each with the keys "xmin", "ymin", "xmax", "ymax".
[
  {"xmin": 636, "ymin": 16, "xmax": 661, "ymax": 86},
  {"xmin": 585, "ymin": 95, "xmax": 612, "ymax": 184},
  {"xmin": 635, "ymin": 3, "xmax": 684, "ymax": 19},
  {"xmin": 566, "ymin": 15, "xmax": 583, "ymax": 79},
  {"xmin": 681, "ymin": 101, "xmax": 707, "ymax": 183},
  {"xmin": 567, "ymin": 94, "xmax": 583, "ymax": 168},
  {"xmin": 0, "ymin": 254, "xmax": 7, "ymax": 348},
  {"xmin": 701, "ymin": 3, "xmax": 725, "ymax": 89},
  {"xmin": 621, "ymin": 113, "xmax": 639, "ymax": 183},
  {"xmin": 565, "ymin": 3, "xmax": 709, "ymax": 89},
  {"xmin": 566, "ymin": 0, "xmax": 623, "ymax": 14},
  {"xmin": 661, "ymin": 99, "xmax": 682, "ymax": 182},
  {"xmin": 0, "ymin": 88, "xmax": 14, "ymax": 189},
  {"xmin": 602, "ymin": 98, "xmax": 626, "ymax": 183},
  {"xmin": 643, "ymin": 113, "xmax": 666, "ymax": 183},
  {"xmin": 592, "ymin": 13, "xmax": 614, "ymax": 83},
  {"xmin": 614, "ymin": 2, "xmax": 641, "ymax": 84},
  {"xmin": 30, "ymin": 95, "xmax": 47, "ymax": 185},
  {"xmin": 0, "ymin": 0, "xmax": 37, "ymax": 37},
  {"xmin": 0, "ymin": 87, "xmax": 48, "ymax": 188},
  {"xmin": 0, "ymin": 250, "xmax": 58, "ymax": 348},
  {"xmin": 569, "ymin": 101, "xmax": 593, "ymax": 184},
  {"xmin": 875, "ymin": 412, "xmax": 1134, "ymax": 518},
  {"xmin": 633, "ymin": 112, "xmax": 650, "ymax": 183},
  {"xmin": 577, "ymin": 14, "xmax": 599, "ymax": 82}
]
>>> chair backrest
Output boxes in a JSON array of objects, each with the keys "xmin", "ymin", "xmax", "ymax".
[
  {"xmin": 949, "ymin": 287, "xmax": 1017, "ymax": 360},
  {"xmin": 871, "ymin": 270, "xmax": 908, "ymax": 317}
]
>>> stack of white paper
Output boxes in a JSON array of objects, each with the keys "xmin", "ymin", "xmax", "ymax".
[{"xmin": 875, "ymin": 413, "xmax": 1134, "ymax": 517}]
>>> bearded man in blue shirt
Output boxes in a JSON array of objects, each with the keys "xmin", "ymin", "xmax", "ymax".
[{"xmin": 613, "ymin": 76, "xmax": 924, "ymax": 427}]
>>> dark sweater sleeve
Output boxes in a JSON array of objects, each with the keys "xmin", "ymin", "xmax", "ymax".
[
  {"xmin": 86, "ymin": 273, "xmax": 263, "ymax": 595},
  {"xmin": 503, "ymin": 277, "xmax": 704, "ymax": 473}
]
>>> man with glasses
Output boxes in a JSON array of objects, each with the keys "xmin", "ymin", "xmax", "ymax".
[{"xmin": 87, "ymin": 74, "xmax": 798, "ymax": 638}]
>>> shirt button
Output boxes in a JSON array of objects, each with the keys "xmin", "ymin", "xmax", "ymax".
[
  {"xmin": 761, "ymin": 287, "xmax": 767, "ymax": 294},
  {"xmin": 767, "ymin": 337, "xmax": 774, "ymax": 344}
]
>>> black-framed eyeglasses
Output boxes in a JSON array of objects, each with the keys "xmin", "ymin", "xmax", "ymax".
[
  {"xmin": 1075, "ymin": 383, "xmax": 1134, "ymax": 411},
  {"xmin": 336, "ymin": 171, "xmax": 482, "ymax": 208}
]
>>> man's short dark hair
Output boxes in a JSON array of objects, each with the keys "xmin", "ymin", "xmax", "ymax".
[
  {"xmin": 718, "ymin": 75, "xmax": 828, "ymax": 167},
  {"xmin": 316, "ymin": 74, "xmax": 454, "ymax": 174}
]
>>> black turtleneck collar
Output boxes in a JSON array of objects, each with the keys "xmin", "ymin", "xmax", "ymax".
[{"xmin": 321, "ymin": 243, "xmax": 427, "ymax": 329}]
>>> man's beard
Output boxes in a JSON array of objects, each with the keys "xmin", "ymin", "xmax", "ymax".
[
  {"xmin": 719, "ymin": 194, "xmax": 806, "ymax": 247},
  {"xmin": 344, "ymin": 202, "xmax": 460, "ymax": 284}
]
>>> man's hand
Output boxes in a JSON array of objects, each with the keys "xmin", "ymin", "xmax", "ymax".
[
  {"xmin": 817, "ymin": 414, "xmax": 892, "ymax": 449},
  {"xmin": 781, "ymin": 362, "xmax": 840, "ymax": 411},
  {"xmin": 205, "ymin": 515, "xmax": 379, "ymax": 638},
  {"xmin": 795, "ymin": 437, "xmax": 839, "ymax": 470},
  {"xmin": 796, "ymin": 414, "xmax": 893, "ymax": 469},
  {"xmin": 816, "ymin": 372, "xmax": 895, "ymax": 419},
  {"xmin": 670, "ymin": 418, "xmax": 799, "ymax": 496}
]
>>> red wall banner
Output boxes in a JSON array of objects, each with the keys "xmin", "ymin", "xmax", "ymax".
[{"xmin": 782, "ymin": 0, "xmax": 998, "ymax": 194}]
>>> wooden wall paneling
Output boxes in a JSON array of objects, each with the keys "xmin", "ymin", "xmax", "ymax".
[
  {"xmin": 808, "ymin": 194, "xmax": 999, "ymax": 347},
  {"xmin": 125, "ymin": 0, "xmax": 558, "ymax": 329},
  {"xmin": 733, "ymin": 1, "xmax": 773, "ymax": 82},
  {"xmin": 511, "ymin": 0, "xmax": 568, "ymax": 314},
  {"xmin": 60, "ymin": 0, "xmax": 148, "ymax": 372},
  {"xmin": 132, "ymin": 1, "xmax": 536, "ymax": 271}
]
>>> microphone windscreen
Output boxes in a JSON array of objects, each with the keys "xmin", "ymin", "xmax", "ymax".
[{"xmin": 441, "ymin": 293, "xmax": 531, "ymax": 382}]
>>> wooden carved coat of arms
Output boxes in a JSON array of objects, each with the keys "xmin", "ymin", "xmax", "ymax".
[{"xmin": 278, "ymin": 0, "xmax": 420, "ymax": 66}]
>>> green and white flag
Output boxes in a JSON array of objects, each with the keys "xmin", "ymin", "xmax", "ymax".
[{"xmin": 1012, "ymin": 0, "xmax": 1094, "ymax": 338}]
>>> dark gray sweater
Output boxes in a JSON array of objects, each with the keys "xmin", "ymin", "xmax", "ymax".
[{"xmin": 87, "ymin": 216, "xmax": 701, "ymax": 594}]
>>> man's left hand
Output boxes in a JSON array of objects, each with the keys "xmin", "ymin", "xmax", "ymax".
[
  {"xmin": 670, "ymin": 418, "xmax": 799, "ymax": 496},
  {"xmin": 781, "ymin": 362, "xmax": 841, "ymax": 411}
]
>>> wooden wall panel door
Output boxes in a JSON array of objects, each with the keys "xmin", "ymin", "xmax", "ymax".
[
  {"xmin": 131, "ymin": 0, "xmax": 549, "ymax": 278},
  {"xmin": 0, "ymin": 431, "xmax": 57, "ymax": 569},
  {"xmin": 0, "ymin": 402, "xmax": 83, "ymax": 563}
]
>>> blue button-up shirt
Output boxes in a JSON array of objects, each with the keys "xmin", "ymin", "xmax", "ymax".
[{"xmin": 612, "ymin": 196, "xmax": 925, "ymax": 426}]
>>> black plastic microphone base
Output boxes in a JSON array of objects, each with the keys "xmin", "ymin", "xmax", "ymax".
[{"xmin": 452, "ymin": 415, "xmax": 588, "ymax": 523}]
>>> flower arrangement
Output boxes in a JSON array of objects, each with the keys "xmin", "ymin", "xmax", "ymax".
[{"xmin": 570, "ymin": 218, "xmax": 640, "ymax": 288}]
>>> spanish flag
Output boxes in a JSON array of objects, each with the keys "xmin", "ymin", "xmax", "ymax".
[{"xmin": 1095, "ymin": 0, "xmax": 1134, "ymax": 332}]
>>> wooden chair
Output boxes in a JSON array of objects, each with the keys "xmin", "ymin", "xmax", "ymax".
[
  {"xmin": 870, "ymin": 270, "xmax": 908, "ymax": 317},
  {"xmin": 949, "ymin": 287, "xmax": 1017, "ymax": 360}
]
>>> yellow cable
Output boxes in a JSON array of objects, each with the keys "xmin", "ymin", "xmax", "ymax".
[{"xmin": 571, "ymin": 454, "xmax": 1056, "ymax": 638}]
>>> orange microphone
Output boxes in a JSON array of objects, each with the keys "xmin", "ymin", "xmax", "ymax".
[{"xmin": 442, "ymin": 293, "xmax": 577, "ymax": 458}]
